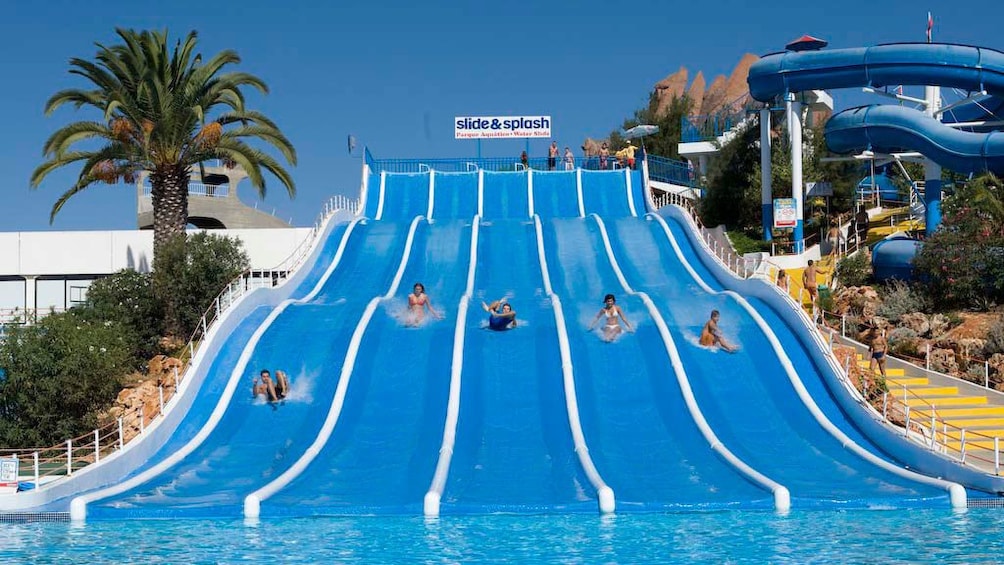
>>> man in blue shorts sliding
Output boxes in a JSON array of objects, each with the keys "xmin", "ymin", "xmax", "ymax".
[{"xmin": 482, "ymin": 298, "xmax": 517, "ymax": 331}]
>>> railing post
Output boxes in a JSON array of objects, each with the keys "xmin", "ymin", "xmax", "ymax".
[
  {"xmin": 904, "ymin": 405, "xmax": 911, "ymax": 438},
  {"xmin": 33, "ymin": 452, "xmax": 39, "ymax": 488},
  {"xmin": 159, "ymin": 385, "xmax": 165, "ymax": 416},
  {"xmin": 841, "ymin": 314, "xmax": 846, "ymax": 337},
  {"xmin": 930, "ymin": 412, "xmax": 937, "ymax": 448},
  {"xmin": 174, "ymin": 366, "xmax": 181, "ymax": 387},
  {"xmin": 118, "ymin": 417, "xmax": 124, "ymax": 449},
  {"xmin": 960, "ymin": 429, "xmax": 967, "ymax": 463},
  {"xmin": 189, "ymin": 342, "xmax": 195, "ymax": 360},
  {"xmin": 139, "ymin": 407, "xmax": 145, "ymax": 435},
  {"xmin": 926, "ymin": 343, "xmax": 931, "ymax": 371},
  {"xmin": 986, "ymin": 361, "xmax": 990, "ymax": 389},
  {"xmin": 67, "ymin": 439, "xmax": 72, "ymax": 476},
  {"xmin": 991, "ymin": 437, "xmax": 999, "ymax": 477},
  {"xmin": 94, "ymin": 429, "xmax": 100, "ymax": 463},
  {"xmin": 201, "ymin": 315, "xmax": 208, "ymax": 336}
]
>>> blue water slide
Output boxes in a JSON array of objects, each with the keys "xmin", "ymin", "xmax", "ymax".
[
  {"xmin": 748, "ymin": 43, "xmax": 1004, "ymax": 103},
  {"xmin": 381, "ymin": 173, "xmax": 431, "ymax": 221},
  {"xmin": 442, "ymin": 218, "xmax": 592, "ymax": 513},
  {"xmin": 825, "ymin": 105, "xmax": 1004, "ymax": 174},
  {"xmin": 542, "ymin": 217, "xmax": 773, "ymax": 510},
  {"xmin": 84, "ymin": 221, "xmax": 416, "ymax": 519},
  {"xmin": 432, "ymin": 172, "xmax": 478, "ymax": 220},
  {"xmin": 626, "ymin": 213, "xmax": 952, "ymax": 508},
  {"xmin": 362, "ymin": 170, "xmax": 382, "ymax": 219},
  {"xmin": 531, "ymin": 171, "xmax": 580, "ymax": 218},
  {"xmin": 261, "ymin": 219, "xmax": 473, "ymax": 516},
  {"xmin": 580, "ymin": 170, "xmax": 635, "ymax": 218},
  {"xmin": 941, "ymin": 94, "xmax": 1004, "ymax": 132},
  {"xmin": 481, "ymin": 171, "xmax": 530, "ymax": 220}
]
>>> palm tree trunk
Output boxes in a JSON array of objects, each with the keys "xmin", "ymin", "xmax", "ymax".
[{"xmin": 148, "ymin": 165, "xmax": 190, "ymax": 255}]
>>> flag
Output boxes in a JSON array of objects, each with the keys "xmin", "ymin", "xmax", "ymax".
[
  {"xmin": 926, "ymin": 12, "xmax": 933, "ymax": 43},
  {"xmin": 347, "ymin": 134, "xmax": 357, "ymax": 155}
]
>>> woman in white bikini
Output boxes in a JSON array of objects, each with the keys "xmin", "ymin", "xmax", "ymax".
[
  {"xmin": 406, "ymin": 282, "xmax": 441, "ymax": 326},
  {"xmin": 587, "ymin": 293, "xmax": 633, "ymax": 342}
]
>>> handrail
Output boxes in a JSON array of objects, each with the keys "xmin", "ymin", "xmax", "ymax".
[
  {"xmin": 244, "ymin": 215, "xmax": 426, "ymax": 518},
  {"xmin": 533, "ymin": 214, "xmax": 615, "ymax": 513},
  {"xmin": 424, "ymin": 216, "xmax": 481, "ymax": 516},
  {"xmin": 651, "ymin": 193, "xmax": 753, "ymax": 279},
  {"xmin": 590, "ymin": 213, "xmax": 790, "ymax": 511},
  {"xmin": 2, "ymin": 194, "xmax": 357, "ymax": 494}
]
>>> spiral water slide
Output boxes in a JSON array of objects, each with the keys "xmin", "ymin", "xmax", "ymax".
[{"xmin": 748, "ymin": 43, "xmax": 1004, "ymax": 173}]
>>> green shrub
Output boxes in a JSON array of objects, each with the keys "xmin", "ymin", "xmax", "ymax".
[
  {"xmin": 835, "ymin": 252, "xmax": 871, "ymax": 288},
  {"xmin": 0, "ymin": 310, "xmax": 132, "ymax": 448},
  {"xmin": 84, "ymin": 269, "xmax": 162, "ymax": 365},
  {"xmin": 154, "ymin": 232, "xmax": 249, "ymax": 339},
  {"xmin": 985, "ymin": 319, "xmax": 1004, "ymax": 358},
  {"xmin": 887, "ymin": 327, "xmax": 920, "ymax": 358},
  {"xmin": 727, "ymin": 231, "xmax": 770, "ymax": 255},
  {"xmin": 877, "ymin": 280, "xmax": 930, "ymax": 322}
]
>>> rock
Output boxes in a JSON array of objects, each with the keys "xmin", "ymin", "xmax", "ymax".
[
  {"xmin": 929, "ymin": 313, "xmax": 952, "ymax": 338},
  {"xmin": 654, "ymin": 67, "xmax": 688, "ymax": 116},
  {"xmin": 832, "ymin": 285, "xmax": 881, "ymax": 318},
  {"xmin": 686, "ymin": 71, "xmax": 706, "ymax": 115},
  {"xmin": 929, "ymin": 348, "xmax": 958, "ymax": 374},
  {"xmin": 721, "ymin": 53, "xmax": 758, "ymax": 111},
  {"xmin": 957, "ymin": 338, "xmax": 987, "ymax": 360},
  {"xmin": 700, "ymin": 75, "xmax": 727, "ymax": 117},
  {"xmin": 989, "ymin": 353, "xmax": 1004, "ymax": 379},
  {"xmin": 869, "ymin": 316, "xmax": 890, "ymax": 331},
  {"xmin": 898, "ymin": 312, "xmax": 930, "ymax": 337}
]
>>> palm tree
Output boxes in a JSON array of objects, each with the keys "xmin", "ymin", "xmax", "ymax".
[{"xmin": 31, "ymin": 28, "xmax": 296, "ymax": 253}]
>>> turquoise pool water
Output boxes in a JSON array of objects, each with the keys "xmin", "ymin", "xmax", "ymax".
[{"xmin": 2, "ymin": 509, "xmax": 1001, "ymax": 563}]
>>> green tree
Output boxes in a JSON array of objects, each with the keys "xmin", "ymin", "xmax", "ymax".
[
  {"xmin": 155, "ymin": 232, "xmax": 249, "ymax": 338},
  {"xmin": 610, "ymin": 92, "xmax": 692, "ymax": 158},
  {"xmin": 914, "ymin": 173, "xmax": 1004, "ymax": 310},
  {"xmin": 0, "ymin": 310, "xmax": 132, "ymax": 448},
  {"xmin": 31, "ymin": 28, "xmax": 297, "ymax": 254}
]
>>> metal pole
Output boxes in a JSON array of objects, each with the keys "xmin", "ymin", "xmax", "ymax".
[
  {"xmin": 926, "ymin": 343, "xmax": 931, "ymax": 371},
  {"xmin": 94, "ymin": 429, "xmax": 100, "ymax": 463},
  {"xmin": 174, "ymin": 366, "xmax": 180, "ymax": 387},
  {"xmin": 841, "ymin": 315, "xmax": 846, "ymax": 337},
  {"xmin": 118, "ymin": 417, "xmax": 124, "ymax": 449},
  {"xmin": 996, "ymin": 437, "xmax": 1000, "ymax": 475},
  {"xmin": 904, "ymin": 406, "xmax": 911, "ymax": 438},
  {"xmin": 930, "ymin": 413, "xmax": 937, "ymax": 448},
  {"xmin": 159, "ymin": 385, "xmax": 165, "ymax": 415},
  {"xmin": 33, "ymin": 452, "xmax": 39, "ymax": 488},
  {"xmin": 139, "ymin": 407, "xmax": 145, "ymax": 435},
  {"xmin": 986, "ymin": 361, "xmax": 990, "ymax": 389},
  {"xmin": 883, "ymin": 392, "xmax": 888, "ymax": 418},
  {"xmin": 960, "ymin": 429, "xmax": 967, "ymax": 463},
  {"xmin": 67, "ymin": 439, "xmax": 72, "ymax": 476}
]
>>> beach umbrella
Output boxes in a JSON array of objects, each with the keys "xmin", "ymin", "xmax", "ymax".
[{"xmin": 623, "ymin": 125, "xmax": 660, "ymax": 139}]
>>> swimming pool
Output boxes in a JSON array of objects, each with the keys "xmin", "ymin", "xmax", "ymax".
[{"xmin": 2, "ymin": 509, "xmax": 1000, "ymax": 563}]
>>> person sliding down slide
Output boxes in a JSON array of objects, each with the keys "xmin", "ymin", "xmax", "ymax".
[
  {"xmin": 482, "ymin": 298, "xmax": 517, "ymax": 331},
  {"xmin": 699, "ymin": 310, "xmax": 737, "ymax": 353},
  {"xmin": 587, "ymin": 294, "xmax": 633, "ymax": 342}
]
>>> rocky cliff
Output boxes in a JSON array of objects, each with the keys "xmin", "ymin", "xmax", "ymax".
[{"xmin": 654, "ymin": 53, "xmax": 759, "ymax": 117}]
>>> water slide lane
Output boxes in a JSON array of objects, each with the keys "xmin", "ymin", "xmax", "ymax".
[
  {"xmin": 657, "ymin": 218, "xmax": 899, "ymax": 454},
  {"xmin": 380, "ymin": 173, "xmax": 431, "ymax": 221},
  {"xmin": 532, "ymin": 171, "xmax": 580, "ymax": 218},
  {"xmin": 580, "ymin": 170, "xmax": 632, "ymax": 218},
  {"xmin": 432, "ymin": 172, "xmax": 478, "ymax": 220},
  {"xmin": 263, "ymin": 220, "xmax": 473, "ymax": 515},
  {"xmin": 481, "ymin": 172, "xmax": 530, "ymax": 220},
  {"xmin": 442, "ymin": 219, "xmax": 591, "ymax": 513},
  {"xmin": 617, "ymin": 216, "xmax": 948, "ymax": 507},
  {"xmin": 87, "ymin": 221, "xmax": 414, "ymax": 518},
  {"xmin": 542, "ymin": 217, "xmax": 771, "ymax": 510}
]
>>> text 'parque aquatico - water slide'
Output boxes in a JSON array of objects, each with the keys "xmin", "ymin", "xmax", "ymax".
[{"xmin": 748, "ymin": 42, "xmax": 1004, "ymax": 174}]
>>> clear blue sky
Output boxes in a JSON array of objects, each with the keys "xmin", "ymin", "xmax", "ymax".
[{"xmin": 2, "ymin": 0, "xmax": 1001, "ymax": 231}]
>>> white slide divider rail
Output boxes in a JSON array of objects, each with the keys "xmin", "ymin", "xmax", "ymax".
[
  {"xmin": 589, "ymin": 213, "xmax": 791, "ymax": 511},
  {"xmin": 576, "ymin": 168, "xmax": 585, "ymax": 217},
  {"xmin": 625, "ymin": 168, "xmax": 638, "ymax": 217},
  {"xmin": 375, "ymin": 171, "xmax": 388, "ymax": 220},
  {"xmin": 69, "ymin": 215, "xmax": 367, "ymax": 521},
  {"xmin": 477, "ymin": 169, "xmax": 485, "ymax": 217},
  {"xmin": 426, "ymin": 171, "xmax": 436, "ymax": 220},
  {"xmin": 424, "ymin": 216, "xmax": 481, "ymax": 516},
  {"xmin": 533, "ymin": 215, "xmax": 615, "ymax": 513},
  {"xmin": 244, "ymin": 215, "xmax": 427, "ymax": 518},
  {"xmin": 646, "ymin": 212, "xmax": 966, "ymax": 509},
  {"xmin": 527, "ymin": 169, "xmax": 535, "ymax": 217}
]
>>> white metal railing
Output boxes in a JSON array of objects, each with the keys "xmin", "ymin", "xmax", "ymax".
[
  {"xmin": 140, "ymin": 182, "xmax": 230, "ymax": 199},
  {"xmin": 0, "ymin": 194, "xmax": 359, "ymax": 492},
  {"xmin": 651, "ymin": 192, "xmax": 754, "ymax": 279}
]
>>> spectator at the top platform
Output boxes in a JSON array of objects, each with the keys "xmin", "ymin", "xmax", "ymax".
[
  {"xmin": 599, "ymin": 143, "xmax": 610, "ymax": 170},
  {"xmin": 548, "ymin": 141, "xmax": 558, "ymax": 170},
  {"xmin": 564, "ymin": 146, "xmax": 574, "ymax": 170},
  {"xmin": 520, "ymin": 151, "xmax": 529, "ymax": 170}
]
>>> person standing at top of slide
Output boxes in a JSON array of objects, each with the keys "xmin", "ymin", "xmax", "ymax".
[{"xmin": 548, "ymin": 141, "xmax": 559, "ymax": 170}]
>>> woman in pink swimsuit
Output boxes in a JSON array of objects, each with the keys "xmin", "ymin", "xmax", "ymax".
[{"xmin": 406, "ymin": 282, "xmax": 441, "ymax": 326}]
